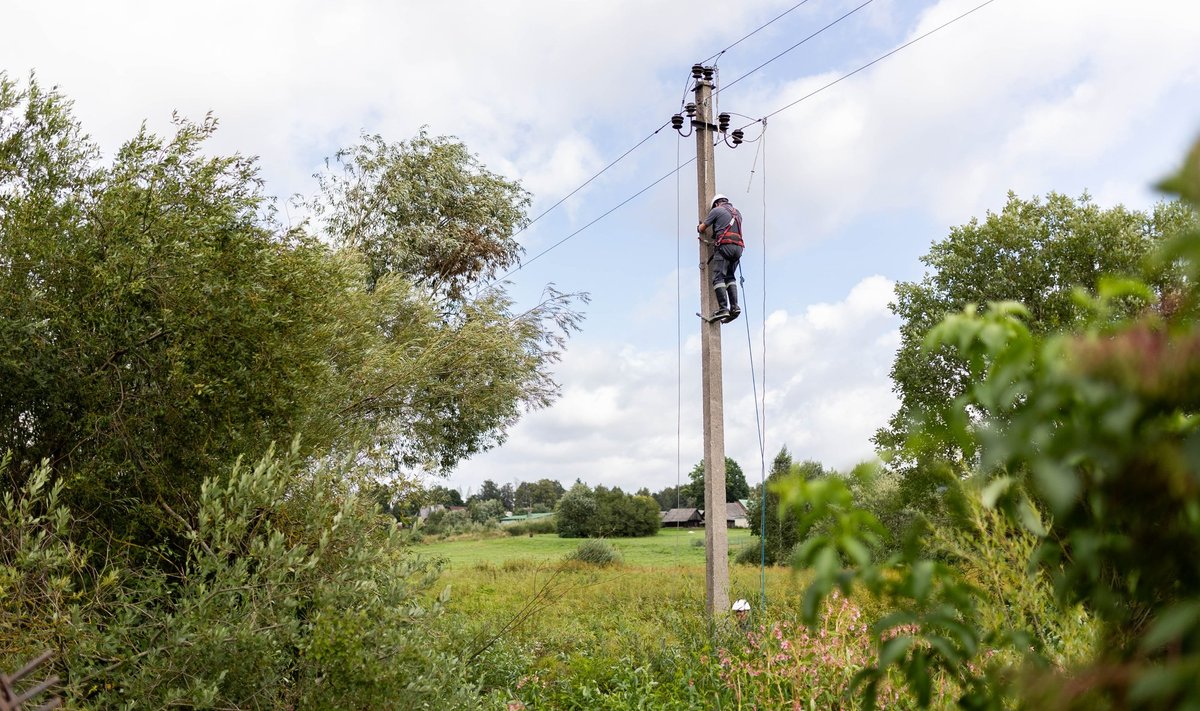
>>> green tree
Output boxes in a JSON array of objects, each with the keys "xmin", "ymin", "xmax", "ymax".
[
  {"xmin": 650, "ymin": 484, "xmax": 686, "ymax": 511},
  {"xmin": 0, "ymin": 74, "xmax": 585, "ymax": 544},
  {"xmin": 555, "ymin": 482, "xmax": 596, "ymax": 538},
  {"xmin": 684, "ymin": 457, "xmax": 749, "ymax": 506},
  {"xmin": 312, "ymin": 130, "xmax": 527, "ymax": 300},
  {"xmin": 471, "ymin": 479, "xmax": 503, "ymax": 504},
  {"xmin": 746, "ymin": 448, "xmax": 827, "ymax": 565},
  {"xmin": 777, "ymin": 147, "xmax": 1200, "ymax": 708},
  {"xmin": 876, "ymin": 191, "xmax": 1196, "ymax": 514},
  {"xmin": 467, "ymin": 498, "xmax": 504, "ymax": 523},
  {"xmin": 499, "ymin": 483, "xmax": 515, "ymax": 511},
  {"xmin": 428, "ymin": 485, "xmax": 464, "ymax": 507},
  {"xmin": 514, "ymin": 478, "xmax": 565, "ymax": 512}
]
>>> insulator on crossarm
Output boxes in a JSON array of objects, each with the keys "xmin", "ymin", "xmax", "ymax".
[
  {"xmin": 684, "ymin": 102, "xmax": 696, "ymax": 118},
  {"xmin": 692, "ymin": 64, "xmax": 704, "ymax": 79},
  {"xmin": 731, "ymin": 129, "xmax": 744, "ymax": 146},
  {"xmin": 718, "ymin": 113, "xmax": 730, "ymax": 132},
  {"xmin": 702, "ymin": 66, "xmax": 714, "ymax": 81},
  {"xmin": 671, "ymin": 114, "xmax": 684, "ymax": 131}
]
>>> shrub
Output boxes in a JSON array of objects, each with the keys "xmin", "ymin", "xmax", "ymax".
[
  {"xmin": 0, "ymin": 445, "xmax": 480, "ymax": 709},
  {"xmin": 717, "ymin": 592, "xmax": 911, "ymax": 709},
  {"xmin": 733, "ymin": 542, "xmax": 761, "ymax": 565},
  {"xmin": 775, "ymin": 140, "xmax": 1200, "ymax": 709},
  {"xmin": 556, "ymin": 482, "xmax": 660, "ymax": 538},
  {"xmin": 565, "ymin": 539, "xmax": 621, "ymax": 567},
  {"xmin": 421, "ymin": 508, "xmax": 499, "ymax": 539},
  {"xmin": 503, "ymin": 516, "xmax": 556, "ymax": 536}
]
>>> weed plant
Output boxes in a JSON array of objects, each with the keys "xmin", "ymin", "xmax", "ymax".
[{"xmin": 565, "ymin": 539, "xmax": 622, "ymax": 566}]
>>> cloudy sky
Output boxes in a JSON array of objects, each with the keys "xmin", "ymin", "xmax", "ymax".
[{"xmin": 5, "ymin": 0, "xmax": 1199, "ymax": 497}]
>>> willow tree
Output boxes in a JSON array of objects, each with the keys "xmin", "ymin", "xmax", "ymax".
[{"xmin": 0, "ymin": 73, "xmax": 584, "ymax": 543}]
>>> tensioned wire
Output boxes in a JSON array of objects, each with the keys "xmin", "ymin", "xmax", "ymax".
[
  {"xmin": 486, "ymin": 0, "xmax": 1003, "ymax": 292},
  {"xmin": 735, "ymin": 121, "xmax": 769, "ymax": 610},
  {"xmin": 675, "ymin": 129, "xmax": 683, "ymax": 559}
]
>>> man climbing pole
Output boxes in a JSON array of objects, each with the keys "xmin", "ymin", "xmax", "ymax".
[{"xmin": 697, "ymin": 193, "xmax": 744, "ymax": 323}]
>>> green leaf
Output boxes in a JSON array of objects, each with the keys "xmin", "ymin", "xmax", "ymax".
[
  {"xmin": 1015, "ymin": 495, "xmax": 1047, "ymax": 537},
  {"xmin": 879, "ymin": 635, "xmax": 913, "ymax": 668},
  {"xmin": 980, "ymin": 476, "xmax": 1014, "ymax": 509},
  {"xmin": 910, "ymin": 560, "xmax": 935, "ymax": 602},
  {"xmin": 1140, "ymin": 601, "xmax": 1200, "ymax": 653},
  {"xmin": 924, "ymin": 634, "xmax": 963, "ymax": 666},
  {"xmin": 842, "ymin": 536, "xmax": 872, "ymax": 567},
  {"xmin": 1032, "ymin": 460, "xmax": 1080, "ymax": 515}
]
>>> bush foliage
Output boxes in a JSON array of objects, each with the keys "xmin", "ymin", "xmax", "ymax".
[
  {"xmin": 565, "ymin": 539, "xmax": 622, "ymax": 567},
  {"xmin": 0, "ymin": 446, "xmax": 477, "ymax": 709},
  {"xmin": 776, "ymin": 139, "xmax": 1200, "ymax": 709},
  {"xmin": 554, "ymin": 482, "xmax": 661, "ymax": 538}
]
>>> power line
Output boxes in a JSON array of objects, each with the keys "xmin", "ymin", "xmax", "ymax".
[
  {"xmin": 699, "ymin": 0, "xmax": 815, "ymax": 67},
  {"xmin": 537, "ymin": 2, "xmax": 825, "ymax": 245},
  {"xmin": 510, "ymin": 2, "xmax": 845, "ymax": 277},
  {"xmin": 515, "ymin": 120, "xmax": 671, "ymax": 238},
  {"xmin": 493, "ymin": 0, "xmax": 1000, "ymax": 288},
  {"xmin": 490, "ymin": 156, "xmax": 696, "ymax": 283},
  {"xmin": 744, "ymin": 0, "xmax": 1000, "ymax": 128},
  {"xmin": 716, "ymin": 0, "xmax": 875, "ymax": 98}
]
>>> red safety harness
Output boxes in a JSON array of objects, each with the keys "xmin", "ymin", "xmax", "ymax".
[{"xmin": 715, "ymin": 204, "xmax": 744, "ymax": 247}]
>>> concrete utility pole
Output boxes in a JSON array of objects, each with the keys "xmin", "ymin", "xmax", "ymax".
[{"xmin": 692, "ymin": 68, "xmax": 730, "ymax": 619}]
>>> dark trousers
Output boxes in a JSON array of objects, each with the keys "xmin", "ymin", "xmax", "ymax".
[{"xmin": 712, "ymin": 243, "xmax": 743, "ymax": 287}]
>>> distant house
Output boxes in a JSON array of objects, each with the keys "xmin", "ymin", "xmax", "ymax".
[
  {"xmin": 726, "ymin": 500, "xmax": 749, "ymax": 529},
  {"xmin": 417, "ymin": 504, "xmax": 444, "ymax": 521},
  {"xmin": 661, "ymin": 507, "xmax": 703, "ymax": 528}
]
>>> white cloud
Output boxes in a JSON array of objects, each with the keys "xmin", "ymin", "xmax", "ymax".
[
  {"xmin": 6, "ymin": 0, "xmax": 1196, "ymax": 499},
  {"xmin": 721, "ymin": 0, "xmax": 1200, "ymax": 251},
  {"xmin": 451, "ymin": 274, "xmax": 899, "ymax": 492}
]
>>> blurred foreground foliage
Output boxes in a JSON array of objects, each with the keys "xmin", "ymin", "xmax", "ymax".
[{"xmin": 778, "ymin": 137, "xmax": 1200, "ymax": 708}]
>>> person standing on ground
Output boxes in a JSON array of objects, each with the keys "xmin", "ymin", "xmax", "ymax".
[
  {"xmin": 697, "ymin": 193, "xmax": 744, "ymax": 323},
  {"xmin": 731, "ymin": 598, "xmax": 752, "ymax": 630}
]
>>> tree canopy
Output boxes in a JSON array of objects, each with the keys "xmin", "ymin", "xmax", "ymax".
[
  {"xmin": 684, "ymin": 457, "xmax": 750, "ymax": 506},
  {"xmin": 554, "ymin": 482, "xmax": 660, "ymax": 538},
  {"xmin": 875, "ymin": 191, "xmax": 1197, "ymax": 512},
  {"xmin": 0, "ymin": 74, "xmax": 584, "ymax": 543}
]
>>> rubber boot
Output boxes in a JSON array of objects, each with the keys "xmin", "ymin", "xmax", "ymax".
[
  {"xmin": 725, "ymin": 282, "xmax": 741, "ymax": 323},
  {"xmin": 711, "ymin": 284, "xmax": 730, "ymax": 321}
]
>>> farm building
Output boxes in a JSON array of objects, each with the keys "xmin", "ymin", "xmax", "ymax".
[
  {"xmin": 660, "ymin": 507, "xmax": 703, "ymax": 528},
  {"xmin": 727, "ymin": 500, "xmax": 750, "ymax": 528}
]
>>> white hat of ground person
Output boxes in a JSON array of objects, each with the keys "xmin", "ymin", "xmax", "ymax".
[{"xmin": 731, "ymin": 599, "xmax": 751, "ymax": 611}]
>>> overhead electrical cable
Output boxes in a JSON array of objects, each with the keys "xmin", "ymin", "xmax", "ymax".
[
  {"xmin": 489, "ymin": 156, "xmax": 696, "ymax": 284},
  {"xmin": 683, "ymin": 0, "xmax": 816, "ymax": 108},
  {"xmin": 514, "ymin": 120, "xmax": 672, "ymax": 239},
  {"xmin": 736, "ymin": 0, "xmax": 1000, "ymax": 132},
  {"xmin": 489, "ymin": 0, "xmax": 999, "ymax": 289},
  {"xmin": 699, "ymin": 0, "xmax": 815, "ymax": 67},
  {"xmin": 715, "ymin": 0, "xmax": 875, "ymax": 98}
]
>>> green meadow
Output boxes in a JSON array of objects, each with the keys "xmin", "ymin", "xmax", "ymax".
[
  {"xmin": 419, "ymin": 527, "xmax": 756, "ymax": 568},
  {"xmin": 417, "ymin": 530, "xmax": 930, "ymax": 709}
]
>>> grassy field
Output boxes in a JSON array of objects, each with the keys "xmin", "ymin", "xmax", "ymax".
[
  {"xmin": 420, "ymin": 530, "xmax": 923, "ymax": 709},
  {"xmin": 418, "ymin": 527, "xmax": 758, "ymax": 568},
  {"xmin": 415, "ymin": 527, "xmax": 968, "ymax": 708}
]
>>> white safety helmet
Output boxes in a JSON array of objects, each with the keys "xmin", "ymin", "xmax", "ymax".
[
  {"xmin": 711, "ymin": 193, "xmax": 729, "ymax": 208},
  {"xmin": 731, "ymin": 598, "xmax": 751, "ymax": 612}
]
